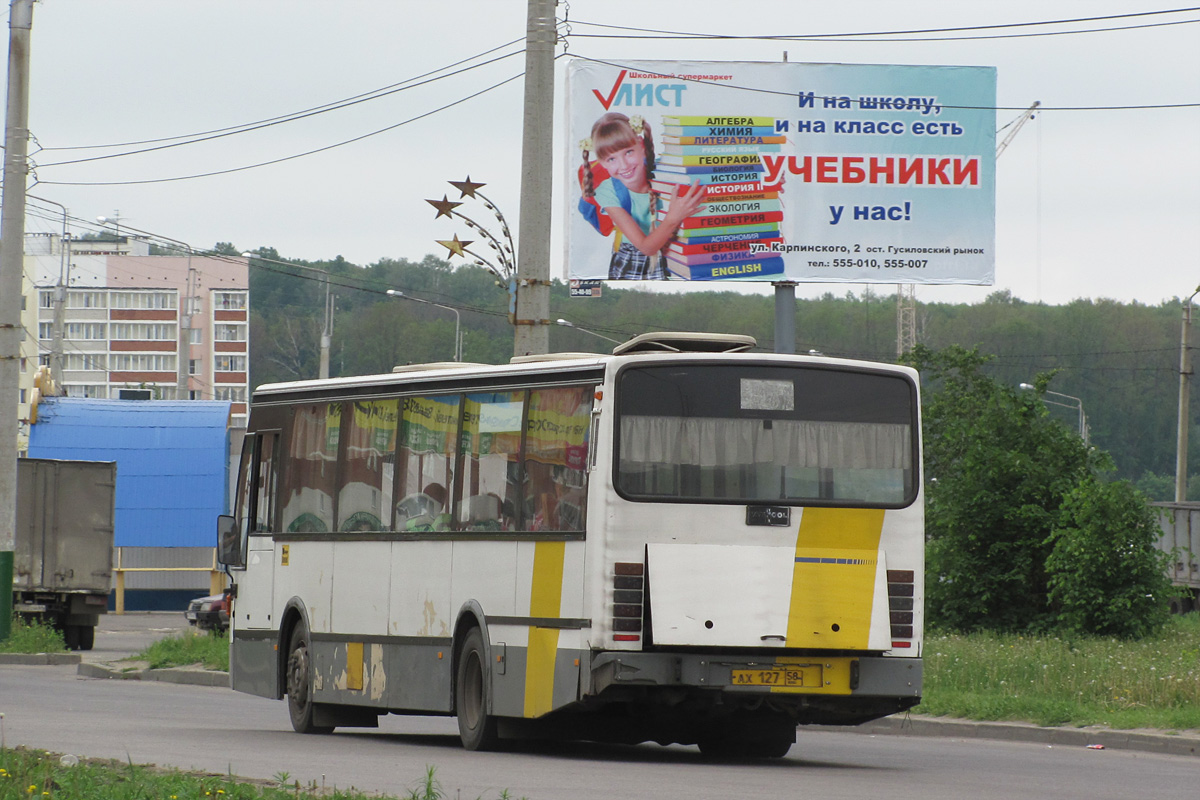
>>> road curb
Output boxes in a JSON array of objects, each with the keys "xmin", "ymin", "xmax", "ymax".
[
  {"xmin": 840, "ymin": 715, "xmax": 1200, "ymax": 758},
  {"xmin": 77, "ymin": 661, "xmax": 230, "ymax": 688},
  {"xmin": 0, "ymin": 652, "xmax": 82, "ymax": 666}
]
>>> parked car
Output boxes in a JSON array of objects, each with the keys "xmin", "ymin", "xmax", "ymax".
[{"xmin": 185, "ymin": 590, "xmax": 229, "ymax": 633}]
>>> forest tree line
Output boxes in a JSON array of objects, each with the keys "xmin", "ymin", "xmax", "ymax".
[{"xmin": 237, "ymin": 246, "xmax": 1194, "ymax": 499}]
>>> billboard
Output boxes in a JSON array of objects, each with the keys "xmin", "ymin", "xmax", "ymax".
[{"xmin": 566, "ymin": 60, "xmax": 996, "ymax": 284}]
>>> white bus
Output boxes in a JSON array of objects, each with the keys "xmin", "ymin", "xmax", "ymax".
[{"xmin": 217, "ymin": 332, "xmax": 923, "ymax": 757}]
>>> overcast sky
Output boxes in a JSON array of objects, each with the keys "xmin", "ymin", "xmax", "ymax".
[{"xmin": 16, "ymin": 0, "xmax": 1200, "ymax": 307}]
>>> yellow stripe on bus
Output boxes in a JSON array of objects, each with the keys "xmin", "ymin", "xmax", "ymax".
[
  {"xmin": 785, "ymin": 508, "xmax": 885, "ymax": 650},
  {"xmin": 524, "ymin": 540, "xmax": 566, "ymax": 718}
]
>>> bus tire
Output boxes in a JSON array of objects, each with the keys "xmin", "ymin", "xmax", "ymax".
[
  {"xmin": 286, "ymin": 625, "xmax": 333, "ymax": 734},
  {"xmin": 455, "ymin": 627, "xmax": 499, "ymax": 751}
]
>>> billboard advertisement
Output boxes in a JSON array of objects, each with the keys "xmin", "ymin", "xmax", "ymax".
[{"xmin": 566, "ymin": 59, "xmax": 997, "ymax": 284}]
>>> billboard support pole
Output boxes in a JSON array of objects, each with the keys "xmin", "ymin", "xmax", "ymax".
[{"xmin": 773, "ymin": 282, "xmax": 796, "ymax": 354}]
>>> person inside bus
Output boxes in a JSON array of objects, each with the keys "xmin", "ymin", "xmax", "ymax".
[{"xmin": 397, "ymin": 482, "xmax": 451, "ymax": 532}]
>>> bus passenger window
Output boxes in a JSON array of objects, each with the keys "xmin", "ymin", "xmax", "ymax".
[
  {"xmin": 280, "ymin": 404, "xmax": 339, "ymax": 533},
  {"xmin": 396, "ymin": 395, "xmax": 461, "ymax": 531},
  {"xmin": 337, "ymin": 400, "xmax": 398, "ymax": 532},
  {"xmin": 524, "ymin": 386, "xmax": 593, "ymax": 532},
  {"xmin": 253, "ymin": 433, "xmax": 277, "ymax": 531},
  {"xmin": 458, "ymin": 391, "xmax": 524, "ymax": 532}
]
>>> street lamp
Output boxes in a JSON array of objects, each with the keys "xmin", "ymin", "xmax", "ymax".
[
  {"xmin": 387, "ymin": 289, "xmax": 462, "ymax": 362},
  {"xmin": 555, "ymin": 318, "xmax": 621, "ymax": 346},
  {"xmin": 1019, "ymin": 383, "xmax": 1088, "ymax": 445}
]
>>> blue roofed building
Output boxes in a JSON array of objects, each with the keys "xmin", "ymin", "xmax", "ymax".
[{"xmin": 28, "ymin": 396, "xmax": 234, "ymax": 610}]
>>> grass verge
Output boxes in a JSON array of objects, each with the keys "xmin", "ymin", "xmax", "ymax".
[
  {"xmin": 0, "ymin": 748, "xmax": 524, "ymax": 800},
  {"xmin": 921, "ymin": 613, "xmax": 1200, "ymax": 731},
  {"xmin": 137, "ymin": 628, "xmax": 230, "ymax": 671},
  {"xmin": 0, "ymin": 617, "xmax": 66, "ymax": 654}
]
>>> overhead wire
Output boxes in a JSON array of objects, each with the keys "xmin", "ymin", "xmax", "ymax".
[
  {"xmin": 33, "ymin": 68, "xmax": 531, "ymax": 187},
  {"xmin": 36, "ymin": 46, "xmax": 527, "ymax": 167},
  {"xmin": 566, "ymin": 6, "xmax": 1200, "ymax": 42},
  {"xmin": 23, "ymin": 205, "xmax": 1187, "ymax": 373},
  {"xmin": 566, "ymin": 55, "xmax": 1200, "ymax": 111},
  {"xmin": 38, "ymin": 36, "xmax": 527, "ymax": 153}
]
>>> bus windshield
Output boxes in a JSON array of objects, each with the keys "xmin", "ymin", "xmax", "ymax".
[{"xmin": 616, "ymin": 364, "xmax": 916, "ymax": 507}]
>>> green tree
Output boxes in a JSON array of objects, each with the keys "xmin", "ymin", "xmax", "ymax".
[
  {"xmin": 908, "ymin": 345, "xmax": 1100, "ymax": 632},
  {"xmin": 1046, "ymin": 478, "xmax": 1175, "ymax": 638}
]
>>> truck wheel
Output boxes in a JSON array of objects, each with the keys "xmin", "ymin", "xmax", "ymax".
[
  {"xmin": 63, "ymin": 624, "xmax": 81, "ymax": 651},
  {"xmin": 285, "ymin": 625, "xmax": 333, "ymax": 734},
  {"xmin": 455, "ymin": 627, "xmax": 498, "ymax": 750},
  {"xmin": 77, "ymin": 625, "xmax": 95, "ymax": 651}
]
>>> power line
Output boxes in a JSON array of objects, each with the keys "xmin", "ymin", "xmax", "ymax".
[
  {"xmin": 567, "ymin": 55, "xmax": 1200, "ymax": 111},
  {"xmin": 34, "ymin": 70, "xmax": 529, "ymax": 187},
  {"xmin": 35, "ymin": 47, "xmax": 526, "ymax": 167},
  {"xmin": 567, "ymin": 7, "xmax": 1200, "ymax": 42}
]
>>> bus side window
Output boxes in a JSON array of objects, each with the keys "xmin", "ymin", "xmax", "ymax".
[
  {"xmin": 457, "ymin": 391, "xmax": 523, "ymax": 532},
  {"xmin": 523, "ymin": 386, "xmax": 593, "ymax": 532},
  {"xmin": 337, "ymin": 400, "xmax": 398, "ymax": 532},
  {"xmin": 234, "ymin": 437, "xmax": 256, "ymax": 536},
  {"xmin": 396, "ymin": 395, "xmax": 461, "ymax": 532},
  {"xmin": 254, "ymin": 433, "xmax": 278, "ymax": 532},
  {"xmin": 280, "ymin": 404, "xmax": 339, "ymax": 533}
]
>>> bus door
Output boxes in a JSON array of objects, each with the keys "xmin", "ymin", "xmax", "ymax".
[{"xmin": 237, "ymin": 431, "xmax": 279, "ymax": 630}]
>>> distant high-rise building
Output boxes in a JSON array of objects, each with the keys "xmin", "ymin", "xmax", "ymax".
[{"xmin": 17, "ymin": 232, "xmax": 249, "ymax": 451}]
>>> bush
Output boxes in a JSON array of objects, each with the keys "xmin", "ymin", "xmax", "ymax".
[
  {"xmin": 910, "ymin": 344, "xmax": 1173, "ymax": 638},
  {"xmin": 0, "ymin": 615, "xmax": 68, "ymax": 653},
  {"xmin": 1047, "ymin": 478, "xmax": 1176, "ymax": 638}
]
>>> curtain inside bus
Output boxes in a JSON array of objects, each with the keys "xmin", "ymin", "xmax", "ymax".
[{"xmin": 617, "ymin": 365, "xmax": 916, "ymax": 506}]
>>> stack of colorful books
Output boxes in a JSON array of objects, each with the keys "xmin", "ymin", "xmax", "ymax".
[{"xmin": 652, "ymin": 116, "xmax": 786, "ymax": 280}]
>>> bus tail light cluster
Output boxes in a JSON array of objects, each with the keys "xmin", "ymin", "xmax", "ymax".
[
  {"xmin": 887, "ymin": 569, "xmax": 915, "ymax": 648},
  {"xmin": 612, "ymin": 562, "xmax": 644, "ymax": 642}
]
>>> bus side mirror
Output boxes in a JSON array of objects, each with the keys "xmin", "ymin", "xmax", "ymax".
[{"xmin": 217, "ymin": 515, "xmax": 244, "ymax": 568}]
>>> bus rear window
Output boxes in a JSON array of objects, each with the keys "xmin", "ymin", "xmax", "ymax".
[{"xmin": 616, "ymin": 364, "xmax": 916, "ymax": 507}]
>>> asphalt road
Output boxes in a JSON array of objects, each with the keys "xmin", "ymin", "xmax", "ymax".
[
  {"xmin": 1, "ymin": 613, "xmax": 1195, "ymax": 800},
  {"xmin": 80, "ymin": 610, "xmax": 194, "ymax": 663}
]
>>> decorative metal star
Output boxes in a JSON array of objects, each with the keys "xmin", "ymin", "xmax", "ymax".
[
  {"xmin": 448, "ymin": 176, "xmax": 486, "ymax": 199},
  {"xmin": 425, "ymin": 195, "xmax": 462, "ymax": 219},
  {"xmin": 436, "ymin": 234, "xmax": 473, "ymax": 258}
]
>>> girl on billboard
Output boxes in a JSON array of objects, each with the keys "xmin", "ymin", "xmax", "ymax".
[{"xmin": 579, "ymin": 112, "xmax": 704, "ymax": 280}]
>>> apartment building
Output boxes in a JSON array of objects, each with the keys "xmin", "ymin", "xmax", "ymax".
[{"xmin": 19, "ymin": 233, "xmax": 249, "ymax": 450}]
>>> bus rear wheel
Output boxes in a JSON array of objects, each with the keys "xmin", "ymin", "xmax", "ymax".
[
  {"xmin": 286, "ymin": 625, "xmax": 333, "ymax": 734},
  {"xmin": 455, "ymin": 627, "xmax": 499, "ymax": 750}
]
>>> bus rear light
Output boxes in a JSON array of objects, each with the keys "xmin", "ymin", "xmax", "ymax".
[
  {"xmin": 612, "ymin": 562, "xmax": 645, "ymax": 642},
  {"xmin": 887, "ymin": 569, "xmax": 915, "ymax": 641}
]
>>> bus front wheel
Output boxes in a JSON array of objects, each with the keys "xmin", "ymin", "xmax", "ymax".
[
  {"xmin": 286, "ymin": 625, "xmax": 333, "ymax": 734},
  {"xmin": 455, "ymin": 627, "xmax": 499, "ymax": 750}
]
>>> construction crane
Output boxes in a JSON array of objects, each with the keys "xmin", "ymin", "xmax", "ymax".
[{"xmin": 996, "ymin": 101, "xmax": 1041, "ymax": 159}]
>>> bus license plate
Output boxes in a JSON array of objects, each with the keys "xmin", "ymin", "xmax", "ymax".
[{"xmin": 730, "ymin": 665, "xmax": 821, "ymax": 688}]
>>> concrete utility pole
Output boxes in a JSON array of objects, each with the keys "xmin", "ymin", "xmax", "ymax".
[
  {"xmin": 178, "ymin": 261, "xmax": 196, "ymax": 399},
  {"xmin": 513, "ymin": 0, "xmax": 555, "ymax": 356},
  {"xmin": 319, "ymin": 274, "xmax": 332, "ymax": 379},
  {"xmin": 0, "ymin": 0, "xmax": 35, "ymax": 641},
  {"xmin": 29, "ymin": 195, "xmax": 71, "ymax": 385},
  {"xmin": 1176, "ymin": 287, "xmax": 1200, "ymax": 502}
]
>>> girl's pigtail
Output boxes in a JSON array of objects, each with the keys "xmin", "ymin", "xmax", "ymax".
[
  {"xmin": 580, "ymin": 138, "xmax": 595, "ymax": 198},
  {"xmin": 631, "ymin": 115, "xmax": 656, "ymax": 185}
]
